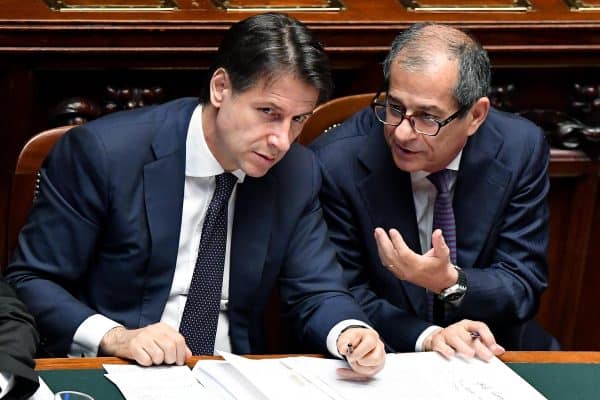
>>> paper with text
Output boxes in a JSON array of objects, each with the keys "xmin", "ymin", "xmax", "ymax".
[
  {"xmin": 192, "ymin": 352, "xmax": 546, "ymax": 400},
  {"xmin": 284, "ymin": 353, "xmax": 547, "ymax": 400}
]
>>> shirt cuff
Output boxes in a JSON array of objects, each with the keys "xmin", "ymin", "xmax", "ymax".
[
  {"xmin": 0, "ymin": 372, "xmax": 15, "ymax": 399},
  {"xmin": 415, "ymin": 325, "xmax": 443, "ymax": 352},
  {"xmin": 326, "ymin": 319, "xmax": 371, "ymax": 359},
  {"xmin": 69, "ymin": 314, "xmax": 123, "ymax": 357}
]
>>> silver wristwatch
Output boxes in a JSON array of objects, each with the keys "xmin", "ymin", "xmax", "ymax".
[{"xmin": 438, "ymin": 265, "xmax": 467, "ymax": 306}]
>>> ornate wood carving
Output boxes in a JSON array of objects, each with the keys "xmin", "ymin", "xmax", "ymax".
[
  {"xmin": 489, "ymin": 83, "xmax": 516, "ymax": 111},
  {"xmin": 397, "ymin": 0, "xmax": 532, "ymax": 12},
  {"xmin": 489, "ymin": 83, "xmax": 600, "ymax": 159},
  {"xmin": 49, "ymin": 86, "xmax": 165, "ymax": 127},
  {"xmin": 564, "ymin": 0, "xmax": 600, "ymax": 11},
  {"xmin": 212, "ymin": 0, "xmax": 345, "ymax": 12},
  {"xmin": 43, "ymin": 0, "xmax": 178, "ymax": 11}
]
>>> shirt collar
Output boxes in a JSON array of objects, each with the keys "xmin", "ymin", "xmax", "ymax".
[
  {"xmin": 411, "ymin": 150, "xmax": 463, "ymax": 183},
  {"xmin": 185, "ymin": 104, "xmax": 245, "ymax": 182}
]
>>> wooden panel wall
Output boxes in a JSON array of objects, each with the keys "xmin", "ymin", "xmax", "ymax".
[{"xmin": 0, "ymin": 0, "xmax": 598, "ymax": 350}]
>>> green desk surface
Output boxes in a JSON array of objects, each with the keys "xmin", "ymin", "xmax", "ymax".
[{"xmin": 39, "ymin": 363, "xmax": 600, "ymax": 400}]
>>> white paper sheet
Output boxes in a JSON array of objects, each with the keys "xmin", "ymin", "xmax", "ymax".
[
  {"xmin": 284, "ymin": 353, "xmax": 547, "ymax": 400},
  {"xmin": 192, "ymin": 352, "xmax": 546, "ymax": 400},
  {"xmin": 103, "ymin": 364, "xmax": 215, "ymax": 400}
]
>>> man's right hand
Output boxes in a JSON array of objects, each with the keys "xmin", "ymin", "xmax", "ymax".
[{"xmin": 99, "ymin": 322, "xmax": 192, "ymax": 366}]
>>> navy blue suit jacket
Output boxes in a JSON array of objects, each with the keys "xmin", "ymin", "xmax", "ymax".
[
  {"xmin": 7, "ymin": 98, "xmax": 369, "ymax": 356},
  {"xmin": 310, "ymin": 107, "xmax": 552, "ymax": 351}
]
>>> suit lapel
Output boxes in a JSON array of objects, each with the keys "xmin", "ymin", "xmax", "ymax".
[
  {"xmin": 455, "ymin": 125, "xmax": 511, "ymax": 269},
  {"xmin": 357, "ymin": 127, "xmax": 428, "ymax": 318},
  {"xmin": 228, "ymin": 174, "xmax": 275, "ymax": 351},
  {"xmin": 139, "ymin": 103, "xmax": 191, "ymax": 326}
]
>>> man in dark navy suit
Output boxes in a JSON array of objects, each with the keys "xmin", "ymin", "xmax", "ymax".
[
  {"xmin": 0, "ymin": 275, "xmax": 38, "ymax": 400},
  {"xmin": 7, "ymin": 13, "xmax": 385, "ymax": 377},
  {"xmin": 311, "ymin": 23, "xmax": 557, "ymax": 355}
]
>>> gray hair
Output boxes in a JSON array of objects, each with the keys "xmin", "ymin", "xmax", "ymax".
[{"xmin": 383, "ymin": 23, "xmax": 490, "ymax": 114}]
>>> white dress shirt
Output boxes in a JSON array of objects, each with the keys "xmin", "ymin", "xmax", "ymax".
[
  {"xmin": 71, "ymin": 105, "xmax": 364, "ymax": 358},
  {"xmin": 0, "ymin": 372, "xmax": 14, "ymax": 399},
  {"xmin": 412, "ymin": 152, "xmax": 462, "ymax": 351}
]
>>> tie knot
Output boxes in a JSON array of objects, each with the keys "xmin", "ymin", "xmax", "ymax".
[
  {"xmin": 215, "ymin": 172, "xmax": 238, "ymax": 201},
  {"xmin": 427, "ymin": 169, "xmax": 455, "ymax": 193}
]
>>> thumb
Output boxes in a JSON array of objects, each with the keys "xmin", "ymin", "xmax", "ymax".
[{"xmin": 431, "ymin": 229, "xmax": 450, "ymax": 260}]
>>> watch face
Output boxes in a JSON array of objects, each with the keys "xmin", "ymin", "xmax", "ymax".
[{"xmin": 444, "ymin": 292, "xmax": 464, "ymax": 302}]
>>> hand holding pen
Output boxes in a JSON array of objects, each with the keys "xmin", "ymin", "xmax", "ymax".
[
  {"xmin": 336, "ymin": 326, "xmax": 386, "ymax": 379},
  {"xmin": 423, "ymin": 319, "xmax": 505, "ymax": 361}
]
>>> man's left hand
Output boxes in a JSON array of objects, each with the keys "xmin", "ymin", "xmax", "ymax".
[
  {"xmin": 424, "ymin": 319, "xmax": 505, "ymax": 361},
  {"xmin": 335, "ymin": 327, "xmax": 386, "ymax": 379},
  {"xmin": 375, "ymin": 227, "xmax": 457, "ymax": 293}
]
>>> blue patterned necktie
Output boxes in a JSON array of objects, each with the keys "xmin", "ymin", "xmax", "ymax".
[
  {"xmin": 179, "ymin": 172, "xmax": 238, "ymax": 355},
  {"xmin": 426, "ymin": 169, "xmax": 457, "ymax": 323}
]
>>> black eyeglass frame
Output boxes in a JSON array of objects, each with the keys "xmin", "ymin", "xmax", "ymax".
[{"xmin": 370, "ymin": 90, "xmax": 466, "ymax": 137}]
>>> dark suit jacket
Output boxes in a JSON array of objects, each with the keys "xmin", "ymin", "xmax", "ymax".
[
  {"xmin": 0, "ymin": 275, "xmax": 39, "ymax": 400},
  {"xmin": 7, "ymin": 97, "xmax": 369, "ymax": 357},
  {"xmin": 310, "ymin": 107, "xmax": 553, "ymax": 351}
]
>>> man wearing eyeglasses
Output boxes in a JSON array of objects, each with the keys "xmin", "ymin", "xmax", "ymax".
[{"xmin": 310, "ymin": 23, "xmax": 557, "ymax": 356}]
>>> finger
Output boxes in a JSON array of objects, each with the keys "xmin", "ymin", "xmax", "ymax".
[
  {"xmin": 471, "ymin": 323, "xmax": 497, "ymax": 349},
  {"xmin": 491, "ymin": 343, "xmax": 506, "ymax": 355},
  {"xmin": 449, "ymin": 337, "xmax": 476, "ymax": 359},
  {"xmin": 347, "ymin": 363, "xmax": 384, "ymax": 378},
  {"xmin": 176, "ymin": 339, "xmax": 192, "ymax": 366},
  {"xmin": 147, "ymin": 339, "xmax": 167, "ymax": 365},
  {"xmin": 130, "ymin": 344, "xmax": 154, "ymax": 366},
  {"xmin": 431, "ymin": 229, "xmax": 450, "ymax": 260},
  {"xmin": 337, "ymin": 329, "xmax": 361, "ymax": 357},
  {"xmin": 335, "ymin": 367, "xmax": 373, "ymax": 381},
  {"xmin": 388, "ymin": 229, "xmax": 409, "ymax": 253},
  {"xmin": 431, "ymin": 337, "xmax": 456, "ymax": 359},
  {"xmin": 473, "ymin": 338, "xmax": 494, "ymax": 362},
  {"xmin": 154, "ymin": 334, "xmax": 178, "ymax": 365},
  {"xmin": 374, "ymin": 228, "xmax": 396, "ymax": 266},
  {"xmin": 165, "ymin": 331, "xmax": 189, "ymax": 366}
]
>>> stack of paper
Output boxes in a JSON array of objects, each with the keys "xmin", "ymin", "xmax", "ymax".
[{"xmin": 192, "ymin": 351, "xmax": 547, "ymax": 400}]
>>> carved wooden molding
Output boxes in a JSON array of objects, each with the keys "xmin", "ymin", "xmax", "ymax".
[
  {"xmin": 49, "ymin": 85, "xmax": 165, "ymax": 126},
  {"xmin": 398, "ymin": 0, "xmax": 532, "ymax": 12},
  {"xmin": 212, "ymin": 0, "xmax": 345, "ymax": 12},
  {"xmin": 487, "ymin": 82, "xmax": 600, "ymax": 159},
  {"xmin": 564, "ymin": 0, "xmax": 600, "ymax": 11},
  {"xmin": 43, "ymin": 0, "xmax": 178, "ymax": 12}
]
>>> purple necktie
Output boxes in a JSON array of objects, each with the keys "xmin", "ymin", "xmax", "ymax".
[
  {"xmin": 426, "ymin": 169, "xmax": 457, "ymax": 323},
  {"xmin": 179, "ymin": 173, "xmax": 237, "ymax": 355}
]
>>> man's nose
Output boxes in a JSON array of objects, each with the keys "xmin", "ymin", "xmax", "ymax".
[
  {"xmin": 393, "ymin": 117, "xmax": 417, "ymax": 141},
  {"xmin": 268, "ymin": 123, "xmax": 292, "ymax": 152}
]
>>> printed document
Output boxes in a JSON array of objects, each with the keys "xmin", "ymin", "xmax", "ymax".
[{"xmin": 192, "ymin": 351, "xmax": 546, "ymax": 400}]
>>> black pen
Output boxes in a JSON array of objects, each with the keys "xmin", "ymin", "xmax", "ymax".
[
  {"xmin": 470, "ymin": 331, "xmax": 481, "ymax": 340},
  {"xmin": 347, "ymin": 343, "xmax": 354, "ymax": 356}
]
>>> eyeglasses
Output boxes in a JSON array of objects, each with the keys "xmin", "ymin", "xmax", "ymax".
[{"xmin": 371, "ymin": 93, "xmax": 465, "ymax": 137}]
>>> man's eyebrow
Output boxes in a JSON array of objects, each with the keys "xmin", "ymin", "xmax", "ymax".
[
  {"xmin": 295, "ymin": 110, "xmax": 314, "ymax": 118},
  {"xmin": 387, "ymin": 94, "xmax": 444, "ymax": 115}
]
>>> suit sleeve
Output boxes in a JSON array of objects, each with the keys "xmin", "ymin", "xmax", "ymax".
[
  {"xmin": 6, "ymin": 126, "xmax": 109, "ymax": 356},
  {"xmin": 276, "ymin": 153, "xmax": 373, "ymax": 355},
  {"xmin": 458, "ymin": 128, "xmax": 550, "ymax": 326},
  {"xmin": 0, "ymin": 275, "xmax": 39, "ymax": 400},
  {"xmin": 314, "ymin": 152, "xmax": 432, "ymax": 352}
]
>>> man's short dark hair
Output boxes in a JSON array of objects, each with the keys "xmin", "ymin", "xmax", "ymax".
[{"xmin": 199, "ymin": 13, "xmax": 333, "ymax": 105}]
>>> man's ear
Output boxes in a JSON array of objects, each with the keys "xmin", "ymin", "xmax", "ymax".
[
  {"xmin": 210, "ymin": 68, "xmax": 230, "ymax": 108},
  {"xmin": 466, "ymin": 96, "xmax": 490, "ymax": 137}
]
